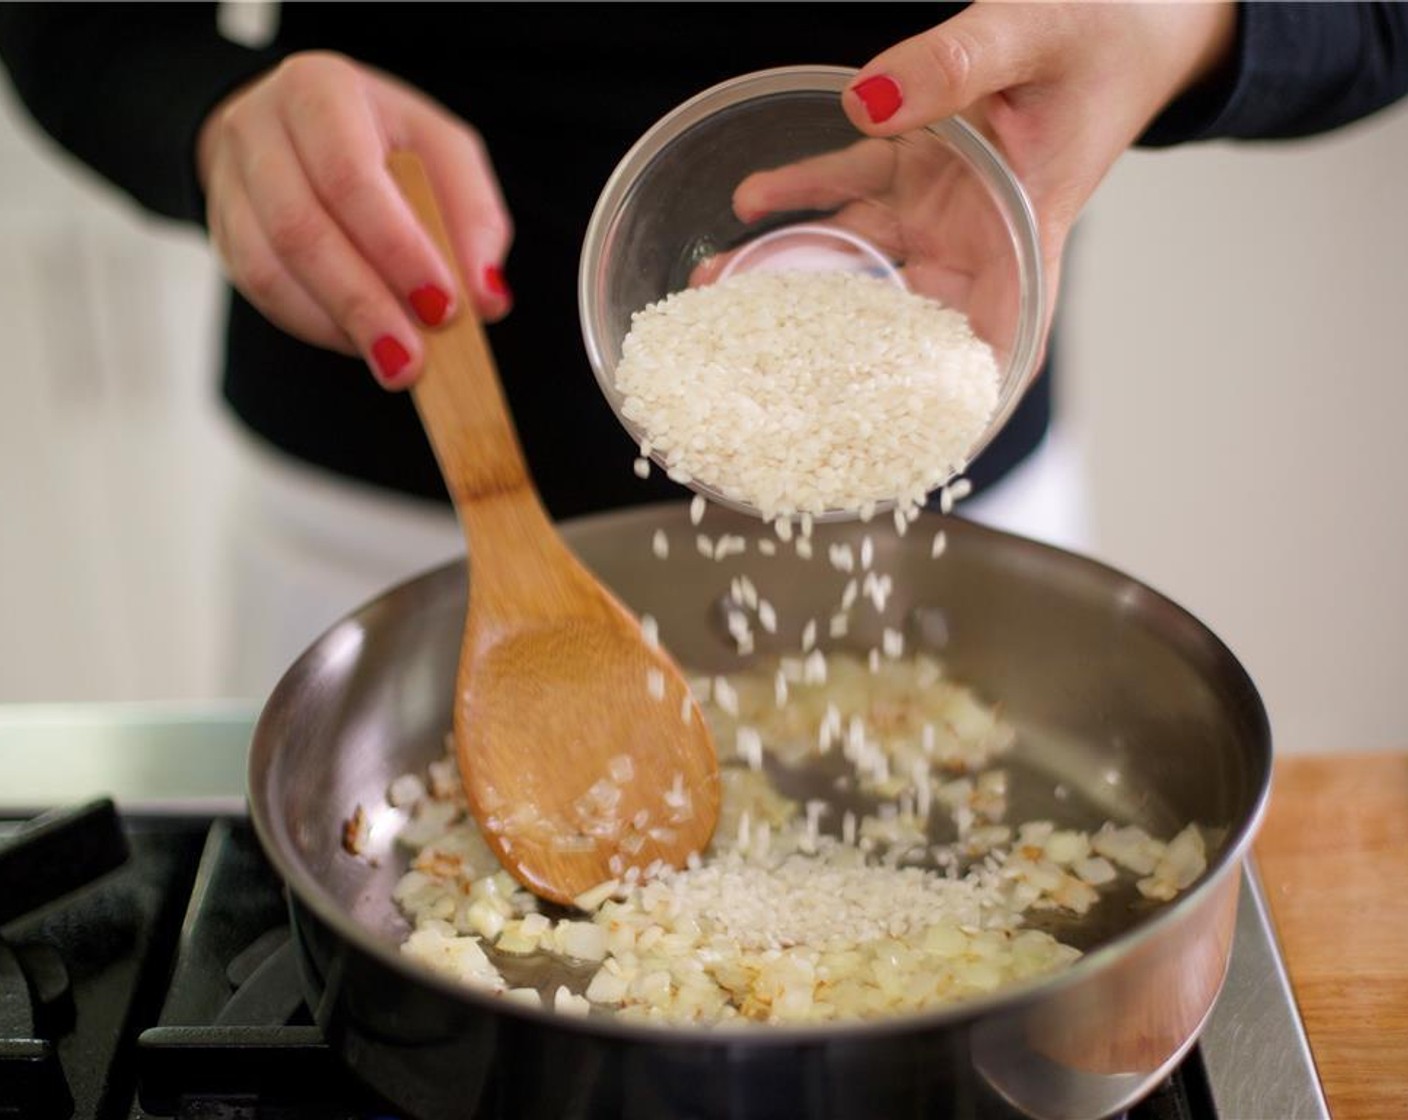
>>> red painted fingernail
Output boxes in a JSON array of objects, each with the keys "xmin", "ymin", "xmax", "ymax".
[
  {"xmin": 852, "ymin": 75, "xmax": 902, "ymax": 124},
  {"xmin": 409, "ymin": 284, "xmax": 451, "ymax": 327},
  {"xmin": 370, "ymin": 335, "xmax": 411, "ymax": 386},
  {"xmin": 484, "ymin": 265, "xmax": 510, "ymax": 300}
]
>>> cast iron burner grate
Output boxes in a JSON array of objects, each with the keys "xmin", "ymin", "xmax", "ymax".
[
  {"xmin": 135, "ymin": 822, "xmax": 385, "ymax": 1115},
  {"xmin": 0, "ymin": 801, "xmax": 206, "ymax": 1120}
]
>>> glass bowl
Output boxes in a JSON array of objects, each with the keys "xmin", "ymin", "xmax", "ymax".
[{"xmin": 579, "ymin": 65, "xmax": 1045, "ymax": 521}]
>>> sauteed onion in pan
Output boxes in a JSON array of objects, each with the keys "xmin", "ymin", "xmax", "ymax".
[{"xmin": 376, "ymin": 652, "xmax": 1207, "ymax": 1025}]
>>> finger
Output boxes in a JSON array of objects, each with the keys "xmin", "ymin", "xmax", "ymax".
[
  {"xmin": 733, "ymin": 138, "xmax": 896, "ymax": 222},
  {"xmin": 398, "ymin": 93, "xmax": 515, "ymax": 322},
  {"xmin": 842, "ymin": 4, "xmax": 1068, "ymax": 135},
  {"xmin": 230, "ymin": 116, "xmax": 424, "ymax": 387},
  {"xmin": 213, "ymin": 173, "xmax": 354, "ymax": 355},
  {"xmin": 274, "ymin": 54, "xmax": 460, "ymax": 329}
]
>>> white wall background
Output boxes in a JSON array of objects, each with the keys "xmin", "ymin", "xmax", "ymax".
[
  {"xmin": 1, "ymin": 69, "xmax": 1405, "ymax": 755},
  {"xmin": 0, "ymin": 78, "xmax": 239, "ymax": 704},
  {"xmin": 1063, "ymin": 105, "xmax": 1408, "ymax": 754}
]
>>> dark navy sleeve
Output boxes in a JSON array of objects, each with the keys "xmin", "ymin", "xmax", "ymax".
[
  {"xmin": 1142, "ymin": 2, "xmax": 1408, "ymax": 146},
  {"xmin": 0, "ymin": 3, "xmax": 284, "ymax": 224}
]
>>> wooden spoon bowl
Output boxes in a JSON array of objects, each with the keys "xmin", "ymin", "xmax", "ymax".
[{"xmin": 389, "ymin": 152, "xmax": 720, "ymax": 905}]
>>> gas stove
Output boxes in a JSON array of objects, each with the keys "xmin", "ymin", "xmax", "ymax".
[{"xmin": 0, "ymin": 709, "xmax": 1328, "ymax": 1120}]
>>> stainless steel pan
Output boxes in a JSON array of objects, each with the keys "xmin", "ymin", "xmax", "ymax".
[{"xmin": 248, "ymin": 503, "xmax": 1271, "ymax": 1120}]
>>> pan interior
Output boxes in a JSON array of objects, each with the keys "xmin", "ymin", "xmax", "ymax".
[{"xmin": 251, "ymin": 504, "xmax": 1270, "ymax": 1008}]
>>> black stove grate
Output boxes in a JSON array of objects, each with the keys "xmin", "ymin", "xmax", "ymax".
[
  {"xmin": 0, "ymin": 802, "xmax": 206, "ymax": 1120},
  {"xmin": 136, "ymin": 822, "xmax": 382, "ymax": 1116}
]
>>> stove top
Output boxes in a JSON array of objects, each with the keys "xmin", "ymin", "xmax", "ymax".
[{"xmin": 0, "ymin": 798, "xmax": 1327, "ymax": 1120}]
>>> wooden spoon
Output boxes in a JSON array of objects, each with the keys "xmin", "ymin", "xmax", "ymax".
[{"xmin": 388, "ymin": 152, "xmax": 720, "ymax": 906}]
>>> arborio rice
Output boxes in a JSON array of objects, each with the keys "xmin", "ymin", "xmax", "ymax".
[
  {"xmin": 385, "ymin": 653, "xmax": 1208, "ymax": 1025},
  {"xmin": 614, "ymin": 271, "xmax": 999, "ymax": 522}
]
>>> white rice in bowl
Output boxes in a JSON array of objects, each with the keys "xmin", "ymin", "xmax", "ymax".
[{"xmin": 613, "ymin": 271, "xmax": 1000, "ymax": 522}]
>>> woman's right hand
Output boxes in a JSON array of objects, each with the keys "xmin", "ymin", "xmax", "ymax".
[{"xmin": 197, "ymin": 51, "xmax": 513, "ymax": 388}]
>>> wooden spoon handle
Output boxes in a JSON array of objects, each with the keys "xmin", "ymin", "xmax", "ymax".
[
  {"xmin": 387, "ymin": 151, "xmax": 531, "ymax": 510},
  {"xmin": 390, "ymin": 150, "xmax": 582, "ymax": 621}
]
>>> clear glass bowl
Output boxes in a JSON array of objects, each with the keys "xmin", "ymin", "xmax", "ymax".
[{"xmin": 579, "ymin": 66, "xmax": 1045, "ymax": 520}]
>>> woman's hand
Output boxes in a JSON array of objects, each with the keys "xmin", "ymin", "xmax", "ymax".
[
  {"xmin": 733, "ymin": 3, "xmax": 1235, "ymax": 349},
  {"xmin": 197, "ymin": 51, "xmax": 513, "ymax": 388},
  {"xmin": 840, "ymin": 2, "xmax": 1237, "ymax": 317}
]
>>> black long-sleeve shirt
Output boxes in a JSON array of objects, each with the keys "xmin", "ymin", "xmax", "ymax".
[{"xmin": 3, "ymin": 3, "xmax": 1406, "ymax": 517}]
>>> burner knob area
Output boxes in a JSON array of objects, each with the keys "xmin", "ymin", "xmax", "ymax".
[
  {"xmin": 15, "ymin": 942, "xmax": 75, "ymax": 1036},
  {"xmin": 0, "ymin": 798, "xmax": 125, "ymax": 1118},
  {"xmin": 0, "ymin": 940, "xmax": 35, "ymax": 1038},
  {"xmin": 0, "ymin": 940, "xmax": 74, "ymax": 1118}
]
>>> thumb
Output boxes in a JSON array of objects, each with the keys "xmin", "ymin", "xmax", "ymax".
[{"xmin": 842, "ymin": 5, "xmax": 1063, "ymax": 134}]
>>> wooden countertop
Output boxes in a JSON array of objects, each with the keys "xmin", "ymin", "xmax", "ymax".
[{"xmin": 1253, "ymin": 752, "xmax": 1408, "ymax": 1120}]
